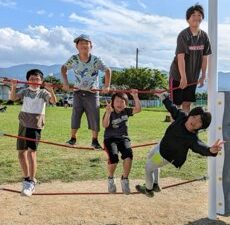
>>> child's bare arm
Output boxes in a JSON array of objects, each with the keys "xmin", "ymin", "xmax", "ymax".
[
  {"xmin": 61, "ymin": 65, "xmax": 69, "ymax": 91},
  {"xmin": 102, "ymin": 101, "xmax": 113, "ymax": 128},
  {"xmin": 177, "ymin": 53, "xmax": 187, "ymax": 89},
  {"xmin": 198, "ymin": 55, "xmax": 208, "ymax": 87},
  {"xmin": 130, "ymin": 89, "xmax": 141, "ymax": 114},
  {"xmin": 44, "ymin": 83, "xmax": 57, "ymax": 104},
  {"xmin": 9, "ymin": 79, "xmax": 19, "ymax": 101},
  {"xmin": 102, "ymin": 68, "xmax": 111, "ymax": 93}
]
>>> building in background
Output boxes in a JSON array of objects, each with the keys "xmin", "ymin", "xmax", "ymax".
[{"xmin": 0, "ymin": 84, "xmax": 10, "ymax": 100}]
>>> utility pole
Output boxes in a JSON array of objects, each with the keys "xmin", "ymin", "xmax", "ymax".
[{"xmin": 136, "ymin": 48, "xmax": 139, "ymax": 69}]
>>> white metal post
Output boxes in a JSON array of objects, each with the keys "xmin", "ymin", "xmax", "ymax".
[{"xmin": 208, "ymin": 0, "xmax": 218, "ymax": 220}]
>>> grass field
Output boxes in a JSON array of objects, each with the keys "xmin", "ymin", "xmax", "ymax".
[{"xmin": 0, "ymin": 105, "xmax": 208, "ymax": 185}]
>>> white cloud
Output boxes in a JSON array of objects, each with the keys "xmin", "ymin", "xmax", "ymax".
[
  {"xmin": 63, "ymin": 1, "xmax": 187, "ymax": 69},
  {"xmin": 0, "ymin": 0, "xmax": 229, "ymax": 72},
  {"xmin": 137, "ymin": 0, "xmax": 146, "ymax": 9},
  {"xmin": 223, "ymin": 17, "xmax": 230, "ymax": 24},
  {"xmin": 61, "ymin": 0, "xmax": 95, "ymax": 9},
  {"xmin": 0, "ymin": 26, "xmax": 73, "ymax": 66},
  {"xmin": 0, "ymin": 0, "xmax": 16, "ymax": 7},
  {"xmin": 36, "ymin": 10, "xmax": 46, "ymax": 15},
  {"xmin": 218, "ymin": 24, "xmax": 230, "ymax": 72},
  {"xmin": 69, "ymin": 13, "xmax": 99, "ymax": 26},
  {"xmin": 36, "ymin": 9, "xmax": 54, "ymax": 18}
]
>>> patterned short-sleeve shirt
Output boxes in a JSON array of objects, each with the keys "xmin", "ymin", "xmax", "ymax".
[{"xmin": 64, "ymin": 54, "xmax": 108, "ymax": 90}]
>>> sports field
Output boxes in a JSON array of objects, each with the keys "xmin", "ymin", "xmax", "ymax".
[{"xmin": 0, "ymin": 105, "xmax": 208, "ymax": 184}]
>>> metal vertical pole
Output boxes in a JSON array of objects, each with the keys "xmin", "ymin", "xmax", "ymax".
[{"xmin": 208, "ymin": 0, "xmax": 218, "ymax": 220}]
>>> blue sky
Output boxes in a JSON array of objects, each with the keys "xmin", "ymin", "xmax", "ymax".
[{"xmin": 0, "ymin": 0, "xmax": 229, "ymax": 72}]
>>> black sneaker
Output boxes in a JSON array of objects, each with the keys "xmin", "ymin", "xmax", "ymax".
[
  {"xmin": 91, "ymin": 139, "xmax": 102, "ymax": 150},
  {"xmin": 135, "ymin": 184, "xmax": 154, "ymax": 197},
  {"xmin": 152, "ymin": 183, "xmax": 161, "ymax": 192},
  {"xmin": 66, "ymin": 137, "xmax": 76, "ymax": 146}
]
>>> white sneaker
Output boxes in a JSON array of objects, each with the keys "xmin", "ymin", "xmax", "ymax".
[
  {"xmin": 121, "ymin": 177, "xmax": 130, "ymax": 195},
  {"xmin": 21, "ymin": 180, "xmax": 29, "ymax": 195},
  {"xmin": 21, "ymin": 181, "xmax": 35, "ymax": 197},
  {"xmin": 108, "ymin": 177, "xmax": 116, "ymax": 193}
]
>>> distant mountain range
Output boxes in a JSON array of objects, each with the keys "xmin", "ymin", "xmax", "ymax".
[
  {"xmin": 0, "ymin": 64, "xmax": 62, "ymax": 81},
  {"xmin": 0, "ymin": 64, "xmax": 229, "ymax": 91},
  {"xmin": 0, "ymin": 64, "xmax": 123, "ymax": 83}
]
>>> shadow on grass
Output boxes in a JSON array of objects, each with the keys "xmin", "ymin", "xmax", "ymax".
[{"xmin": 184, "ymin": 217, "xmax": 229, "ymax": 225}]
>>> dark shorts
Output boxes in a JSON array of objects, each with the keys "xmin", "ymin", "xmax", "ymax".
[
  {"xmin": 104, "ymin": 137, "xmax": 133, "ymax": 164},
  {"xmin": 71, "ymin": 91, "xmax": 100, "ymax": 132},
  {"xmin": 170, "ymin": 79, "xmax": 197, "ymax": 106},
  {"xmin": 17, "ymin": 124, "xmax": 41, "ymax": 151}
]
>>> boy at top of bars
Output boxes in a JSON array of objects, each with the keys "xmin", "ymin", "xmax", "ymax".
[
  {"xmin": 61, "ymin": 34, "xmax": 111, "ymax": 149},
  {"xmin": 169, "ymin": 4, "xmax": 211, "ymax": 113}
]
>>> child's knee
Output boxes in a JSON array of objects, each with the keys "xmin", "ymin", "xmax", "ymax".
[
  {"xmin": 18, "ymin": 150, "xmax": 27, "ymax": 157},
  {"xmin": 109, "ymin": 154, "xmax": 119, "ymax": 164},
  {"xmin": 121, "ymin": 149, "xmax": 133, "ymax": 160}
]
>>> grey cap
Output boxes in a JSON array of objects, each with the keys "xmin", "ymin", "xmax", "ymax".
[{"xmin": 73, "ymin": 34, "xmax": 91, "ymax": 43}]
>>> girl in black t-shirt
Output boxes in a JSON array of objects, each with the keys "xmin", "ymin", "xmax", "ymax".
[{"xmin": 103, "ymin": 90, "xmax": 141, "ymax": 194}]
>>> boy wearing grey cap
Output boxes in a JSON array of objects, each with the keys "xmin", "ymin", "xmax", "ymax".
[{"xmin": 61, "ymin": 34, "xmax": 111, "ymax": 149}]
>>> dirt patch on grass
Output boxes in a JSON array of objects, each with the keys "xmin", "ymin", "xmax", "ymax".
[{"xmin": 0, "ymin": 178, "xmax": 230, "ymax": 225}]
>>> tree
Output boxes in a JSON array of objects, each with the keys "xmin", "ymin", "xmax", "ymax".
[
  {"xmin": 196, "ymin": 92, "xmax": 207, "ymax": 100},
  {"xmin": 110, "ymin": 67, "xmax": 168, "ymax": 99},
  {"xmin": 44, "ymin": 75, "xmax": 62, "ymax": 92}
]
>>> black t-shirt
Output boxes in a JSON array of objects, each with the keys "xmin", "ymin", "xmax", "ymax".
[
  {"xmin": 104, "ymin": 108, "xmax": 133, "ymax": 139},
  {"xmin": 170, "ymin": 27, "xmax": 212, "ymax": 83},
  {"xmin": 160, "ymin": 97, "xmax": 216, "ymax": 168}
]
